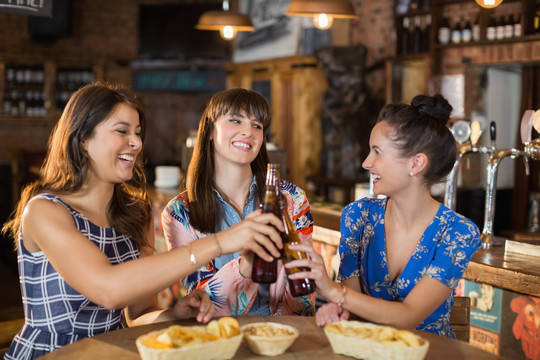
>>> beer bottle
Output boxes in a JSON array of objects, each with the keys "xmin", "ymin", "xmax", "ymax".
[
  {"xmin": 251, "ymin": 163, "xmax": 280, "ymax": 283},
  {"xmin": 278, "ymin": 194, "xmax": 316, "ymax": 297}
]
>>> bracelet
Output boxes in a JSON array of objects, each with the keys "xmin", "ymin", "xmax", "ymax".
[
  {"xmin": 337, "ymin": 283, "xmax": 347, "ymax": 307},
  {"xmin": 211, "ymin": 233, "xmax": 222, "ymax": 257},
  {"xmin": 187, "ymin": 242, "xmax": 197, "ymax": 265}
]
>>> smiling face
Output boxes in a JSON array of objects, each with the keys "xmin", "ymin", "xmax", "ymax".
[
  {"xmin": 83, "ymin": 103, "xmax": 142, "ymax": 185},
  {"xmin": 362, "ymin": 121, "xmax": 412, "ymax": 197},
  {"xmin": 211, "ymin": 110, "xmax": 264, "ymax": 167}
]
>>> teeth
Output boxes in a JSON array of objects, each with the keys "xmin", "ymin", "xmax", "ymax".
[
  {"xmin": 233, "ymin": 141, "xmax": 251, "ymax": 149},
  {"xmin": 118, "ymin": 154, "xmax": 134, "ymax": 162},
  {"xmin": 372, "ymin": 174, "xmax": 381, "ymax": 181}
]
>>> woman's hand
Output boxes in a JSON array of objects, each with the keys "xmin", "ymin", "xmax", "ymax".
[
  {"xmin": 283, "ymin": 243, "xmax": 336, "ymax": 296},
  {"xmin": 172, "ymin": 289, "xmax": 215, "ymax": 323},
  {"xmin": 217, "ymin": 210, "xmax": 284, "ymax": 262},
  {"xmin": 315, "ymin": 302, "xmax": 350, "ymax": 327}
]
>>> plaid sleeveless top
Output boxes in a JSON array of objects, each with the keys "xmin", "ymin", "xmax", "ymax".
[{"xmin": 5, "ymin": 194, "xmax": 140, "ymax": 360}]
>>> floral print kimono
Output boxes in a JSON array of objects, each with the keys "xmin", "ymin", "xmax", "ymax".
[
  {"xmin": 339, "ymin": 197, "xmax": 480, "ymax": 338},
  {"xmin": 161, "ymin": 179, "xmax": 315, "ymax": 317}
]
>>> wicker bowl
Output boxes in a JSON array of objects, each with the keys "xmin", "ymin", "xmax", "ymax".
[
  {"xmin": 136, "ymin": 325, "xmax": 242, "ymax": 360},
  {"xmin": 240, "ymin": 322, "xmax": 299, "ymax": 356},
  {"xmin": 324, "ymin": 321, "xmax": 429, "ymax": 360}
]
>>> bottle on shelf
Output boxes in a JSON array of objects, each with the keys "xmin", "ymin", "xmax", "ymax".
[
  {"xmin": 252, "ymin": 163, "xmax": 281, "ymax": 284},
  {"xmin": 421, "ymin": 14, "xmax": 431, "ymax": 52},
  {"xmin": 513, "ymin": 12, "xmax": 521, "ymax": 38},
  {"xmin": 277, "ymin": 192, "xmax": 316, "ymax": 297},
  {"xmin": 401, "ymin": 17, "xmax": 411, "ymax": 55},
  {"xmin": 496, "ymin": 15, "xmax": 505, "ymax": 40},
  {"xmin": 412, "ymin": 16, "xmax": 422, "ymax": 53},
  {"xmin": 472, "ymin": 14, "xmax": 481, "ymax": 42},
  {"xmin": 451, "ymin": 17, "xmax": 462, "ymax": 44},
  {"xmin": 486, "ymin": 15, "xmax": 497, "ymax": 41},
  {"xmin": 462, "ymin": 17, "xmax": 472, "ymax": 43},
  {"xmin": 438, "ymin": 15, "xmax": 451, "ymax": 45},
  {"xmin": 504, "ymin": 14, "xmax": 514, "ymax": 39}
]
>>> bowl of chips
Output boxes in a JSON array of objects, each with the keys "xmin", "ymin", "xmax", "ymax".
[
  {"xmin": 136, "ymin": 317, "xmax": 242, "ymax": 360},
  {"xmin": 240, "ymin": 322, "xmax": 299, "ymax": 356},
  {"xmin": 324, "ymin": 321, "xmax": 429, "ymax": 360}
]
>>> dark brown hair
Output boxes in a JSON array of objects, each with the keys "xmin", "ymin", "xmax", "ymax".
[
  {"xmin": 378, "ymin": 94, "xmax": 456, "ymax": 186},
  {"xmin": 3, "ymin": 81, "xmax": 152, "ymax": 250},
  {"xmin": 186, "ymin": 88, "xmax": 272, "ymax": 233}
]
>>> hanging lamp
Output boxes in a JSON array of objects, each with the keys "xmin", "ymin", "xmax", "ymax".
[
  {"xmin": 196, "ymin": 0, "xmax": 254, "ymax": 40},
  {"xmin": 285, "ymin": 0, "xmax": 357, "ymax": 30},
  {"xmin": 474, "ymin": 0, "xmax": 503, "ymax": 9}
]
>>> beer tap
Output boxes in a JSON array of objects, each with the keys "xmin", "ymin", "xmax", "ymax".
[
  {"xmin": 444, "ymin": 120, "xmax": 497, "ymax": 210},
  {"xmin": 480, "ymin": 110, "xmax": 540, "ymax": 249}
]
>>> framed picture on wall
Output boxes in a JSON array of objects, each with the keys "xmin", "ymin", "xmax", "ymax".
[{"xmin": 233, "ymin": 0, "xmax": 302, "ymax": 63}]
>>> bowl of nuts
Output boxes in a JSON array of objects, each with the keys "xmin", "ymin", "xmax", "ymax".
[{"xmin": 240, "ymin": 322, "xmax": 299, "ymax": 356}]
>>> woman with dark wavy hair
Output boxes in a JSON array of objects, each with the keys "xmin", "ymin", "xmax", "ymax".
[
  {"xmin": 285, "ymin": 94, "xmax": 481, "ymax": 338},
  {"xmin": 162, "ymin": 88, "xmax": 315, "ymax": 317},
  {"xmin": 2, "ymin": 82, "xmax": 284, "ymax": 359}
]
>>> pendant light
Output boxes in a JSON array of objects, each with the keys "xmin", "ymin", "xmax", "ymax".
[
  {"xmin": 475, "ymin": 0, "xmax": 503, "ymax": 9},
  {"xmin": 196, "ymin": 0, "xmax": 254, "ymax": 40},
  {"xmin": 285, "ymin": 0, "xmax": 357, "ymax": 30}
]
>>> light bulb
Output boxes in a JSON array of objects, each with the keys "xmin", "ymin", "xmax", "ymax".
[
  {"xmin": 313, "ymin": 13, "xmax": 334, "ymax": 30},
  {"xmin": 219, "ymin": 25, "xmax": 238, "ymax": 40},
  {"xmin": 474, "ymin": 0, "xmax": 503, "ymax": 9}
]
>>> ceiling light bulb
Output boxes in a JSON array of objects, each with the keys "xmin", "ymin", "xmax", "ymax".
[
  {"xmin": 219, "ymin": 25, "xmax": 238, "ymax": 40},
  {"xmin": 474, "ymin": 0, "xmax": 503, "ymax": 9},
  {"xmin": 313, "ymin": 13, "xmax": 334, "ymax": 30}
]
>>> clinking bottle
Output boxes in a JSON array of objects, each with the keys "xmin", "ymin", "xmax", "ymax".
[
  {"xmin": 277, "ymin": 194, "xmax": 316, "ymax": 297},
  {"xmin": 251, "ymin": 163, "xmax": 280, "ymax": 284}
]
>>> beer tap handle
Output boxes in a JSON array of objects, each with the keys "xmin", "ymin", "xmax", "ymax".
[
  {"xmin": 490, "ymin": 121, "xmax": 496, "ymax": 150},
  {"xmin": 520, "ymin": 110, "xmax": 535, "ymax": 145}
]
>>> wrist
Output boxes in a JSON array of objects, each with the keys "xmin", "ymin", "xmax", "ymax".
[
  {"xmin": 238, "ymin": 255, "xmax": 253, "ymax": 278},
  {"xmin": 329, "ymin": 283, "xmax": 347, "ymax": 306}
]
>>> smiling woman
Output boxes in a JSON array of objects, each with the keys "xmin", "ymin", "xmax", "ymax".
[{"xmin": 161, "ymin": 88, "xmax": 316, "ymax": 318}]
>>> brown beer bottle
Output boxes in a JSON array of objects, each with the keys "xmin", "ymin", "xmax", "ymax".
[
  {"xmin": 251, "ymin": 163, "xmax": 280, "ymax": 283},
  {"xmin": 278, "ymin": 195, "xmax": 316, "ymax": 297}
]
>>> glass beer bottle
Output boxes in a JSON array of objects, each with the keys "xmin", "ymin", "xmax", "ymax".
[
  {"xmin": 278, "ymin": 195, "xmax": 316, "ymax": 297},
  {"xmin": 251, "ymin": 163, "xmax": 280, "ymax": 283}
]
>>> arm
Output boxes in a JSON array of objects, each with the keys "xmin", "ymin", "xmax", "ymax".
[{"xmin": 24, "ymin": 198, "xmax": 284, "ymax": 310}]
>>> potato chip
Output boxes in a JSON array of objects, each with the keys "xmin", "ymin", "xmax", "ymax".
[
  {"xmin": 206, "ymin": 320, "xmax": 221, "ymax": 337},
  {"xmin": 217, "ymin": 317, "xmax": 240, "ymax": 338}
]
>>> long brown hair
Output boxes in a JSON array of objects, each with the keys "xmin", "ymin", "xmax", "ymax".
[
  {"xmin": 187, "ymin": 88, "xmax": 272, "ymax": 233},
  {"xmin": 3, "ymin": 81, "xmax": 152, "ymax": 250}
]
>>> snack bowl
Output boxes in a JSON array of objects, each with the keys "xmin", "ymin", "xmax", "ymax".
[
  {"xmin": 136, "ymin": 323, "xmax": 242, "ymax": 360},
  {"xmin": 324, "ymin": 321, "xmax": 429, "ymax": 360},
  {"xmin": 240, "ymin": 322, "xmax": 299, "ymax": 356}
]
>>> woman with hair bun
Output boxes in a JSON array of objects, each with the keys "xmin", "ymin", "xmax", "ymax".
[{"xmin": 284, "ymin": 94, "xmax": 481, "ymax": 338}]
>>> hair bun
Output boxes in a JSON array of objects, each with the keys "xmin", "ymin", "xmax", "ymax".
[{"xmin": 411, "ymin": 94, "xmax": 452, "ymax": 125}]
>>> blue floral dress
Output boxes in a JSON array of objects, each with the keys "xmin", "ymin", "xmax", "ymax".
[
  {"xmin": 5, "ymin": 194, "xmax": 140, "ymax": 359},
  {"xmin": 338, "ymin": 197, "xmax": 480, "ymax": 338}
]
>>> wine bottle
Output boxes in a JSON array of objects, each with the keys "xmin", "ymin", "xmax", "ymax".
[
  {"xmin": 438, "ymin": 15, "xmax": 451, "ymax": 45},
  {"xmin": 496, "ymin": 15, "xmax": 505, "ymax": 40},
  {"xmin": 472, "ymin": 14, "xmax": 481, "ymax": 42},
  {"xmin": 462, "ymin": 17, "xmax": 472, "ymax": 43},
  {"xmin": 252, "ymin": 163, "xmax": 280, "ymax": 284},
  {"xmin": 514, "ymin": 13, "xmax": 521, "ymax": 38},
  {"xmin": 401, "ymin": 17, "xmax": 410, "ymax": 55},
  {"xmin": 451, "ymin": 18, "xmax": 462, "ymax": 44},
  {"xmin": 504, "ymin": 14, "xmax": 513, "ymax": 39},
  {"xmin": 277, "ymin": 194, "xmax": 316, "ymax": 297},
  {"xmin": 486, "ymin": 15, "xmax": 496, "ymax": 41},
  {"xmin": 412, "ymin": 16, "xmax": 422, "ymax": 54},
  {"xmin": 421, "ymin": 15, "xmax": 431, "ymax": 52}
]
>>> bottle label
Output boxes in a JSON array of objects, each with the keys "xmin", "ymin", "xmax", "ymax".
[
  {"xmin": 514, "ymin": 24, "xmax": 521, "ymax": 37},
  {"xmin": 451, "ymin": 29, "xmax": 461, "ymax": 44},
  {"xmin": 472, "ymin": 25, "xmax": 480, "ymax": 42},
  {"xmin": 496, "ymin": 26, "xmax": 504, "ymax": 40},
  {"xmin": 439, "ymin": 27, "xmax": 450, "ymax": 44},
  {"xmin": 487, "ymin": 27, "xmax": 496, "ymax": 41},
  {"xmin": 462, "ymin": 29, "xmax": 472, "ymax": 43},
  {"xmin": 504, "ymin": 25, "xmax": 513, "ymax": 38}
]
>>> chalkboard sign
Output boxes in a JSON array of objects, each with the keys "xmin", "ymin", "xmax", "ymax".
[
  {"xmin": 133, "ymin": 70, "xmax": 226, "ymax": 92},
  {"xmin": 0, "ymin": 0, "xmax": 52, "ymax": 17}
]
